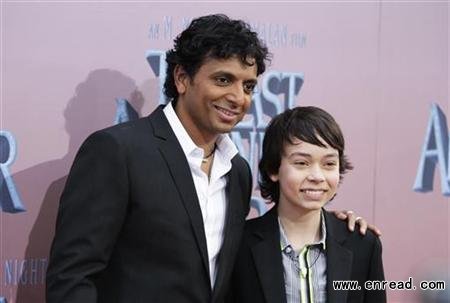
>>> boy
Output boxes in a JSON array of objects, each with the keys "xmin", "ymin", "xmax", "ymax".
[{"xmin": 230, "ymin": 106, "xmax": 386, "ymax": 303}]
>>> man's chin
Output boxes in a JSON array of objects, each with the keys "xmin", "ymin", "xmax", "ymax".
[{"xmin": 214, "ymin": 122, "xmax": 239, "ymax": 134}]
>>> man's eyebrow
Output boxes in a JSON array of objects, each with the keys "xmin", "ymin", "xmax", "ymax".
[
  {"xmin": 211, "ymin": 71, "xmax": 235, "ymax": 79},
  {"xmin": 244, "ymin": 79, "xmax": 258, "ymax": 84},
  {"xmin": 211, "ymin": 71, "xmax": 257, "ymax": 83}
]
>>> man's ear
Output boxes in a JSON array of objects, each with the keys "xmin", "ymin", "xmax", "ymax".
[{"xmin": 174, "ymin": 65, "xmax": 189, "ymax": 95}]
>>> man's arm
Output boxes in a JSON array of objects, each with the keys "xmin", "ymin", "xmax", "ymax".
[
  {"xmin": 46, "ymin": 131, "xmax": 129, "ymax": 302},
  {"xmin": 332, "ymin": 210, "xmax": 382, "ymax": 236}
]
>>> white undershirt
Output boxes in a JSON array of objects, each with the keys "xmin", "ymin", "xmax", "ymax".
[{"xmin": 163, "ymin": 102, "xmax": 238, "ymax": 288}]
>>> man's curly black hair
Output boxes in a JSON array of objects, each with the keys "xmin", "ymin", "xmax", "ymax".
[{"xmin": 164, "ymin": 14, "xmax": 270, "ymax": 101}]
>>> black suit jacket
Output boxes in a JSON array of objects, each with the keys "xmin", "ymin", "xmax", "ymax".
[
  {"xmin": 46, "ymin": 106, "xmax": 252, "ymax": 303},
  {"xmin": 229, "ymin": 207, "xmax": 386, "ymax": 303}
]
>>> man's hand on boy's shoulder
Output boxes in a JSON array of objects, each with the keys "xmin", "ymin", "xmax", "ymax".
[{"xmin": 332, "ymin": 210, "xmax": 382, "ymax": 237}]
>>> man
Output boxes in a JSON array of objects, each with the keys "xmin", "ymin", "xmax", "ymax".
[{"xmin": 46, "ymin": 14, "xmax": 376, "ymax": 303}]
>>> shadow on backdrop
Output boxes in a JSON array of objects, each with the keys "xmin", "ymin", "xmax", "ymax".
[{"xmin": 12, "ymin": 69, "xmax": 148, "ymax": 302}]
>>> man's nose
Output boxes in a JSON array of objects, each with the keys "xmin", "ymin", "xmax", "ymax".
[{"xmin": 226, "ymin": 83, "xmax": 246, "ymax": 106}]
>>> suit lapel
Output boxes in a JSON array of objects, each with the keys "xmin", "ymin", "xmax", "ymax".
[
  {"xmin": 212, "ymin": 159, "xmax": 246, "ymax": 301},
  {"xmin": 149, "ymin": 106, "xmax": 210, "ymax": 279},
  {"xmin": 251, "ymin": 208, "xmax": 287, "ymax": 303},
  {"xmin": 324, "ymin": 211, "xmax": 353, "ymax": 303}
]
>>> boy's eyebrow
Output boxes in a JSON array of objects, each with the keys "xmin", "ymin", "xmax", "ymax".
[
  {"xmin": 288, "ymin": 152, "xmax": 311, "ymax": 158},
  {"xmin": 323, "ymin": 153, "xmax": 339, "ymax": 158},
  {"xmin": 288, "ymin": 152, "xmax": 339, "ymax": 158}
]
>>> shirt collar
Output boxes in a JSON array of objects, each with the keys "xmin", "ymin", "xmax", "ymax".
[
  {"xmin": 163, "ymin": 101, "xmax": 238, "ymax": 163},
  {"xmin": 214, "ymin": 132, "xmax": 239, "ymax": 163},
  {"xmin": 279, "ymin": 210, "xmax": 327, "ymax": 252}
]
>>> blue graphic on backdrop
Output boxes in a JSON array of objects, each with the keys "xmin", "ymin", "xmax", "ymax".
[
  {"xmin": 114, "ymin": 98, "xmax": 139, "ymax": 124},
  {"xmin": 4, "ymin": 258, "xmax": 47, "ymax": 286},
  {"xmin": 413, "ymin": 103, "xmax": 450, "ymax": 196},
  {"xmin": 146, "ymin": 50, "xmax": 167, "ymax": 106},
  {"xmin": 146, "ymin": 50, "xmax": 304, "ymax": 215},
  {"xmin": 0, "ymin": 131, "xmax": 25, "ymax": 213}
]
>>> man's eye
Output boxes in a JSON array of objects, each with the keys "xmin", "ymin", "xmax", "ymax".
[
  {"xmin": 215, "ymin": 77, "xmax": 230, "ymax": 85},
  {"xmin": 243, "ymin": 83, "xmax": 256, "ymax": 94},
  {"xmin": 294, "ymin": 161, "xmax": 308, "ymax": 166}
]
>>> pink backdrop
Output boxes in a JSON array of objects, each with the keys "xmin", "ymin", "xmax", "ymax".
[{"xmin": 1, "ymin": 2, "xmax": 448, "ymax": 302}]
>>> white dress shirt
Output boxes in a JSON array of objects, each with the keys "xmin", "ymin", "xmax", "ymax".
[{"xmin": 163, "ymin": 102, "xmax": 238, "ymax": 288}]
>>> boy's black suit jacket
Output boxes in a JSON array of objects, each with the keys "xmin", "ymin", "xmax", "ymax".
[
  {"xmin": 46, "ymin": 105, "xmax": 252, "ymax": 303},
  {"xmin": 230, "ymin": 207, "xmax": 386, "ymax": 303}
]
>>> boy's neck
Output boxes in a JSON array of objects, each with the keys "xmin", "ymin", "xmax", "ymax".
[{"xmin": 278, "ymin": 207, "xmax": 322, "ymax": 252}]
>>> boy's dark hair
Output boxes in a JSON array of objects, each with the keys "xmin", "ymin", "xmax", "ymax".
[
  {"xmin": 164, "ymin": 14, "xmax": 270, "ymax": 101},
  {"xmin": 259, "ymin": 106, "xmax": 353, "ymax": 204}
]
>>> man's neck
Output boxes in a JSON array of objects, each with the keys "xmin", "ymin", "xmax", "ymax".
[{"xmin": 173, "ymin": 102, "xmax": 218, "ymax": 154}]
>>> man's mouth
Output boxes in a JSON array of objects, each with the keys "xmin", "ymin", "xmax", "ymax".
[{"xmin": 214, "ymin": 105, "xmax": 239, "ymax": 120}]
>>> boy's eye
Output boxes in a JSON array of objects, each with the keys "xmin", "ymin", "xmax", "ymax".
[{"xmin": 324, "ymin": 161, "xmax": 338, "ymax": 168}]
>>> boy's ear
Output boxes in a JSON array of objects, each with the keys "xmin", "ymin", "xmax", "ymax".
[
  {"xmin": 174, "ymin": 65, "xmax": 189, "ymax": 95},
  {"xmin": 269, "ymin": 173, "xmax": 279, "ymax": 182}
]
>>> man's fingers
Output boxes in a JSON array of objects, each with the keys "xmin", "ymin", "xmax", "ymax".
[
  {"xmin": 367, "ymin": 224, "xmax": 382, "ymax": 237},
  {"xmin": 346, "ymin": 211, "xmax": 356, "ymax": 232},
  {"xmin": 333, "ymin": 210, "xmax": 382, "ymax": 236},
  {"xmin": 332, "ymin": 209, "xmax": 352, "ymax": 220},
  {"xmin": 355, "ymin": 216, "xmax": 367, "ymax": 235}
]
